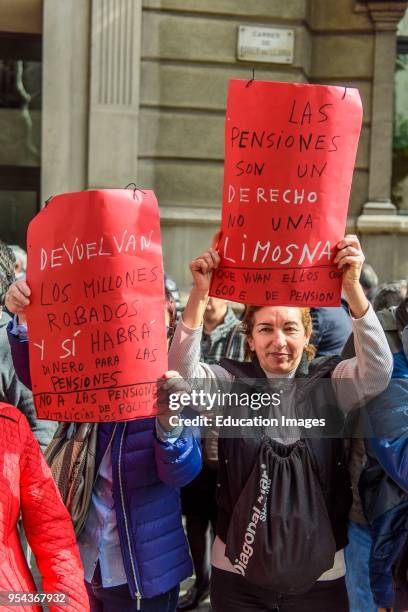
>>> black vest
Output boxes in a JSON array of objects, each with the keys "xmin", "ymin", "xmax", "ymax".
[{"xmin": 215, "ymin": 354, "xmax": 352, "ymax": 551}]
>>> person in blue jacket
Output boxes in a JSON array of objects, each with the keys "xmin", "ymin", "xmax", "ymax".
[
  {"xmin": 359, "ymin": 329, "xmax": 408, "ymax": 611},
  {"xmin": 6, "ymin": 280, "xmax": 202, "ymax": 612}
]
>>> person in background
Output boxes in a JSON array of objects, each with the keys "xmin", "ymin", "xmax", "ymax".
[
  {"xmin": 1, "ymin": 240, "xmax": 58, "ymax": 589},
  {"xmin": 360, "ymin": 262, "xmax": 378, "ymax": 303},
  {"xmin": 343, "ymin": 282, "xmax": 408, "ymax": 359},
  {"xmin": 310, "ymin": 299, "xmax": 352, "ymax": 357},
  {"xmin": 178, "ymin": 297, "xmax": 246, "ymax": 611},
  {"xmin": 358, "ymin": 327, "xmax": 408, "ymax": 611},
  {"xmin": 310, "ymin": 262, "xmax": 378, "ymax": 359},
  {"xmin": 200, "ymin": 297, "xmax": 246, "ymax": 365},
  {"xmin": 0, "ymin": 239, "xmax": 56, "ymax": 450},
  {"xmin": 6, "ymin": 282, "xmax": 202, "ymax": 612},
  {"xmin": 373, "ymin": 280, "xmax": 407, "ymax": 313},
  {"xmin": 0, "ymin": 401, "xmax": 89, "ymax": 612},
  {"xmin": 344, "ymin": 295, "xmax": 408, "ymax": 612},
  {"xmin": 9, "ymin": 244, "xmax": 27, "ymax": 280},
  {"xmin": 165, "ymin": 272, "xmax": 182, "ymax": 320}
]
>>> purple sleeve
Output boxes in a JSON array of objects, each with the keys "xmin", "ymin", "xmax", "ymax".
[
  {"xmin": 7, "ymin": 320, "xmax": 32, "ymax": 390},
  {"xmin": 153, "ymin": 429, "xmax": 202, "ymax": 488}
]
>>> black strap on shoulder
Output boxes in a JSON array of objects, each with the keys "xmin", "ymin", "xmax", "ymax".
[
  {"xmin": 219, "ymin": 357, "xmax": 258, "ymax": 378},
  {"xmin": 308, "ymin": 355, "xmax": 343, "ymax": 379},
  {"xmin": 220, "ymin": 354, "xmax": 342, "ymax": 381}
]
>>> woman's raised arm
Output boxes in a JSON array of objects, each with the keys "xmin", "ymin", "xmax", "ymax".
[{"xmin": 182, "ymin": 246, "xmax": 220, "ymax": 329}]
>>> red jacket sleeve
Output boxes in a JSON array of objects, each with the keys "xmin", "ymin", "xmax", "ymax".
[{"xmin": 18, "ymin": 415, "xmax": 89, "ymax": 612}]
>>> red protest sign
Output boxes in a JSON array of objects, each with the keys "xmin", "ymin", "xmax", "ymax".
[
  {"xmin": 26, "ymin": 189, "xmax": 167, "ymax": 422},
  {"xmin": 209, "ymin": 80, "xmax": 363, "ymax": 307}
]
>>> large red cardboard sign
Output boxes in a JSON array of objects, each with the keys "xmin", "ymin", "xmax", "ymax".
[
  {"xmin": 26, "ymin": 189, "xmax": 167, "ymax": 422},
  {"xmin": 209, "ymin": 80, "xmax": 363, "ymax": 307}
]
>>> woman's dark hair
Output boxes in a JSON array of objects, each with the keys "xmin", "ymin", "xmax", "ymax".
[
  {"xmin": 242, "ymin": 305, "xmax": 316, "ymax": 361},
  {"xmin": 373, "ymin": 280, "xmax": 407, "ymax": 312},
  {"xmin": 360, "ymin": 263, "xmax": 378, "ymax": 301},
  {"xmin": 396, "ymin": 295, "xmax": 408, "ymax": 334}
]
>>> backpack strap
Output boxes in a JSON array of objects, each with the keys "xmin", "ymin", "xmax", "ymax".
[
  {"xmin": 220, "ymin": 354, "xmax": 342, "ymax": 383},
  {"xmin": 307, "ymin": 354, "xmax": 343, "ymax": 379},
  {"xmin": 219, "ymin": 357, "xmax": 258, "ymax": 379}
]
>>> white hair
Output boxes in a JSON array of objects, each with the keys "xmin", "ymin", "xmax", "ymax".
[{"xmin": 9, "ymin": 244, "xmax": 27, "ymax": 273}]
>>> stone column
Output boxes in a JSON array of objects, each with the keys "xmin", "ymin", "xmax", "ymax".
[
  {"xmin": 88, "ymin": 0, "xmax": 142, "ymax": 188},
  {"xmin": 357, "ymin": 1, "xmax": 408, "ymax": 281},
  {"xmin": 41, "ymin": 0, "xmax": 91, "ymax": 200},
  {"xmin": 361, "ymin": 1, "xmax": 408, "ymax": 215}
]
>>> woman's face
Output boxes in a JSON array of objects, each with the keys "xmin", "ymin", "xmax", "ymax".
[{"xmin": 247, "ymin": 307, "xmax": 311, "ymax": 375}]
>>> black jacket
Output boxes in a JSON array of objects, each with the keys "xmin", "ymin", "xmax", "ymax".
[
  {"xmin": 359, "ymin": 373, "xmax": 408, "ymax": 609},
  {"xmin": 215, "ymin": 354, "xmax": 352, "ymax": 551}
]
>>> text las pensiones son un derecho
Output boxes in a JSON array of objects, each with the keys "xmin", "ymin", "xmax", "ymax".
[{"xmin": 167, "ymin": 389, "xmax": 326, "ymax": 430}]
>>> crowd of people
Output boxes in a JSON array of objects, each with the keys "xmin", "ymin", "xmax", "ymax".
[{"xmin": 0, "ymin": 235, "xmax": 407, "ymax": 612}]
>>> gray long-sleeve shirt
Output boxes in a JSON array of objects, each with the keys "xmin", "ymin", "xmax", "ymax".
[
  {"xmin": 3, "ymin": 312, "xmax": 58, "ymax": 450},
  {"xmin": 0, "ymin": 312, "xmax": 37, "ymax": 429},
  {"xmin": 169, "ymin": 304, "xmax": 393, "ymax": 416},
  {"xmin": 168, "ymin": 303, "xmax": 393, "ymax": 581}
]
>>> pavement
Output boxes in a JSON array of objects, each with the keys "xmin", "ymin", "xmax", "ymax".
[{"xmin": 179, "ymin": 576, "xmax": 211, "ymax": 611}]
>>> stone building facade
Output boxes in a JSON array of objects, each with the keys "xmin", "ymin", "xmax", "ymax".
[{"xmin": 1, "ymin": 0, "xmax": 407, "ymax": 292}]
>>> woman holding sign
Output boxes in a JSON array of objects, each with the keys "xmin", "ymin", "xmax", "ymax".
[
  {"xmin": 5, "ymin": 285, "xmax": 202, "ymax": 612},
  {"xmin": 168, "ymin": 234, "xmax": 393, "ymax": 612}
]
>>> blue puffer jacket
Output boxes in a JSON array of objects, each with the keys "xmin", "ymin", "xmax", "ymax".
[
  {"xmin": 359, "ymin": 350, "xmax": 408, "ymax": 608},
  {"xmin": 97, "ymin": 421, "xmax": 201, "ymax": 600},
  {"xmin": 8, "ymin": 329, "xmax": 202, "ymax": 600},
  {"xmin": 364, "ymin": 351, "xmax": 408, "ymax": 495}
]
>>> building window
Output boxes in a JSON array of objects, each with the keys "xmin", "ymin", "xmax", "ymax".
[
  {"xmin": 392, "ymin": 10, "xmax": 408, "ymax": 214},
  {"xmin": 0, "ymin": 31, "xmax": 41, "ymax": 245}
]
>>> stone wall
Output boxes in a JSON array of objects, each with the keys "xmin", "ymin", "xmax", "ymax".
[
  {"xmin": 137, "ymin": 0, "xmax": 408, "ymax": 288},
  {"xmin": 38, "ymin": 0, "xmax": 408, "ymax": 287},
  {"xmin": 0, "ymin": 0, "xmax": 42, "ymax": 34},
  {"xmin": 139, "ymin": 0, "xmax": 310, "ymax": 290},
  {"xmin": 308, "ymin": 0, "xmax": 373, "ymax": 224}
]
